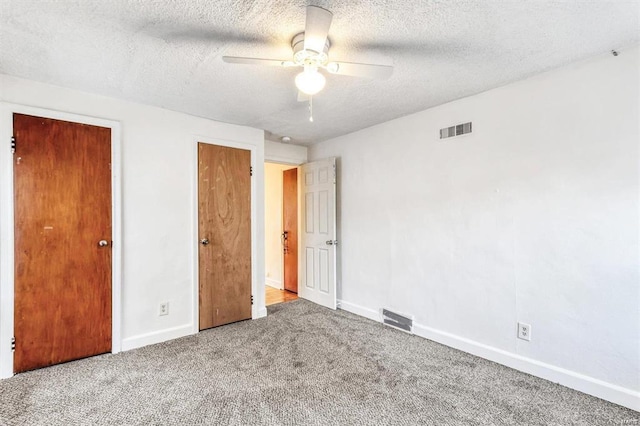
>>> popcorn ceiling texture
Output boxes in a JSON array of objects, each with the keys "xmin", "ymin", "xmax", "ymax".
[{"xmin": 0, "ymin": 1, "xmax": 638, "ymax": 144}]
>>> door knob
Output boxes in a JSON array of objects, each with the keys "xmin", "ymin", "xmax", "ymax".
[
  {"xmin": 326, "ymin": 240, "xmax": 338, "ymax": 246},
  {"xmin": 200, "ymin": 238, "xmax": 210, "ymax": 246},
  {"xmin": 98, "ymin": 240, "xmax": 109, "ymax": 247}
]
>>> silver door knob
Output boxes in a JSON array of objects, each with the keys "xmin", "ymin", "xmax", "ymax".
[
  {"xmin": 326, "ymin": 240, "xmax": 338, "ymax": 246},
  {"xmin": 98, "ymin": 240, "xmax": 109, "ymax": 247},
  {"xmin": 200, "ymin": 238, "xmax": 210, "ymax": 245}
]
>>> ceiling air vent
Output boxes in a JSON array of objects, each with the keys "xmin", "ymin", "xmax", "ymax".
[
  {"xmin": 440, "ymin": 122, "xmax": 472, "ymax": 139},
  {"xmin": 382, "ymin": 308, "xmax": 413, "ymax": 334}
]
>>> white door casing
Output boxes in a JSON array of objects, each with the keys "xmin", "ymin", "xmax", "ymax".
[{"xmin": 298, "ymin": 158, "xmax": 337, "ymax": 309}]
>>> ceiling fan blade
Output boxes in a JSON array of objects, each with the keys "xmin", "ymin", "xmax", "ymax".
[
  {"xmin": 121, "ymin": 20, "xmax": 269, "ymax": 45},
  {"xmin": 304, "ymin": 5, "xmax": 333, "ymax": 53},
  {"xmin": 326, "ymin": 61, "xmax": 394, "ymax": 79},
  {"xmin": 222, "ymin": 56, "xmax": 292, "ymax": 67},
  {"xmin": 297, "ymin": 91, "xmax": 310, "ymax": 102}
]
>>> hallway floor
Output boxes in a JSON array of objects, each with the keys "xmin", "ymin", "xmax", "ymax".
[{"xmin": 265, "ymin": 286, "xmax": 298, "ymax": 306}]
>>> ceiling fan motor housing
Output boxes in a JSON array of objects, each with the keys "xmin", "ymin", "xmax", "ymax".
[{"xmin": 291, "ymin": 32, "xmax": 330, "ymax": 67}]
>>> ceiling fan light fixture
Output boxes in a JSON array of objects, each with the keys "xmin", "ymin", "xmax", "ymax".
[
  {"xmin": 221, "ymin": 5, "xmax": 394, "ymax": 108},
  {"xmin": 295, "ymin": 66, "xmax": 326, "ymax": 95}
]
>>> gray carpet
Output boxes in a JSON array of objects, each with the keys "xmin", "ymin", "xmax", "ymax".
[{"xmin": 0, "ymin": 300, "xmax": 637, "ymax": 425}]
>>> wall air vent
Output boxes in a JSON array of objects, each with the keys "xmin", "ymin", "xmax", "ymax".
[
  {"xmin": 440, "ymin": 121, "xmax": 472, "ymax": 139},
  {"xmin": 382, "ymin": 308, "xmax": 413, "ymax": 334}
]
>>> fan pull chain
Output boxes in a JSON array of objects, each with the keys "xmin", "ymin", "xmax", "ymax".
[{"xmin": 309, "ymin": 96, "xmax": 314, "ymax": 122}]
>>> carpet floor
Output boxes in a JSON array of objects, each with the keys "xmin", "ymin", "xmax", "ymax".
[{"xmin": 0, "ymin": 299, "xmax": 637, "ymax": 425}]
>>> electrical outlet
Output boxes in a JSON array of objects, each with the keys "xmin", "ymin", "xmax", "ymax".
[
  {"xmin": 518, "ymin": 322, "xmax": 531, "ymax": 341},
  {"xmin": 159, "ymin": 302, "xmax": 169, "ymax": 316}
]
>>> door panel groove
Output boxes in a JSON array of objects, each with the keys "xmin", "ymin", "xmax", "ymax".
[{"xmin": 298, "ymin": 158, "xmax": 337, "ymax": 309}]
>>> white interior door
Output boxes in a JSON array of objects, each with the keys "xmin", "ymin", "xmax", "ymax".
[{"xmin": 298, "ymin": 157, "xmax": 337, "ymax": 309}]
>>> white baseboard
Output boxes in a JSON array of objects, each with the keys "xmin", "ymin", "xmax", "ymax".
[
  {"xmin": 123, "ymin": 309, "xmax": 272, "ymax": 353},
  {"xmin": 337, "ymin": 299, "xmax": 379, "ymax": 322},
  {"xmin": 121, "ymin": 324, "xmax": 194, "ymax": 352},
  {"xmin": 266, "ymin": 278, "xmax": 282, "ymax": 289},
  {"xmin": 337, "ymin": 299, "xmax": 639, "ymax": 411},
  {"xmin": 412, "ymin": 323, "xmax": 639, "ymax": 411}
]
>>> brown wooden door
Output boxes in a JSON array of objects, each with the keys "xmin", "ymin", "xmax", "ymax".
[
  {"xmin": 282, "ymin": 167, "xmax": 298, "ymax": 293},
  {"xmin": 198, "ymin": 143, "xmax": 252, "ymax": 330},
  {"xmin": 13, "ymin": 113, "xmax": 112, "ymax": 373}
]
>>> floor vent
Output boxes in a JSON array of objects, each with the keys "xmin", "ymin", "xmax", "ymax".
[
  {"xmin": 382, "ymin": 308, "xmax": 413, "ymax": 334},
  {"xmin": 440, "ymin": 121, "xmax": 472, "ymax": 139}
]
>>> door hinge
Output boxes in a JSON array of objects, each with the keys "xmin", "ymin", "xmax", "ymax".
[
  {"xmin": 11, "ymin": 136, "xmax": 16, "ymax": 154},
  {"xmin": 250, "ymin": 166, "xmax": 253, "ymax": 176},
  {"xmin": 11, "ymin": 337, "xmax": 15, "ymax": 351},
  {"xmin": 251, "ymin": 295, "xmax": 254, "ymax": 305}
]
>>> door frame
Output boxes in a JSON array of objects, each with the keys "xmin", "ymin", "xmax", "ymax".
[
  {"xmin": 191, "ymin": 136, "xmax": 259, "ymax": 333},
  {"xmin": 0, "ymin": 103, "xmax": 123, "ymax": 378},
  {"xmin": 263, "ymin": 160, "xmax": 304, "ymax": 298}
]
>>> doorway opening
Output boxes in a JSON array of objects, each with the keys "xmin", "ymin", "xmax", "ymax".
[{"xmin": 265, "ymin": 162, "xmax": 298, "ymax": 306}]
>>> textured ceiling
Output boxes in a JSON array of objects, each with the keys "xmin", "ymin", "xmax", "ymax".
[{"xmin": 0, "ymin": 1, "xmax": 638, "ymax": 145}]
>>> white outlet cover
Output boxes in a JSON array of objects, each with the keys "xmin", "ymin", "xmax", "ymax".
[
  {"xmin": 518, "ymin": 322, "xmax": 531, "ymax": 341},
  {"xmin": 159, "ymin": 302, "xmax": 169, "ymax": 316}
]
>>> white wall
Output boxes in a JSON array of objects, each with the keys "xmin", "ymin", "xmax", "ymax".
[
  {"xmin": 0, "ymin": 74, "xmax": 266, "ymax": 361},
  {"xmin": 265, "ymin": 163, "xmax": 295, "ymax": 289},
  {"xmin": 310, "ymin": 46, "xmax": 639, "ymax": 409},
  {"xmin": 265, "ymin": 140, "xmax": 307, "ymax": 165}
]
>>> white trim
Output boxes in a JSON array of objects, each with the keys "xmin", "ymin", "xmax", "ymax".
[
  {"xmin": 266, "ymin": 278, "xmax": 282, "ymax": 290},
  {"xmin": 256, "ymin": 307, "xmax": 268, "ymax": 318},
  {"xmin": 0, "ymin": 107, "xmax": 15, "ymax": 379},
  {"xmin": 121, "ymin": 324, "xmax": 193, "ymax": 352},
  {"xmin": 192, "ymin": 136, "xmax": 259, "ymax": 335},
  {"xmin": 263, "ymin": 154, "xmax": 302, "ymax": 165},
  {"xmin": 337, "ymin": 299, "xmax": 379, "ymax": 322},
  {"xmin": 411, "ymin": 323, "xmax": 639, "ymax": 411},
  {"xmin": 0, "ymin": 103, "xmax": 123, "ymax": 378},
  {"xmin": 337, "ymin": 298, "xmax": 639, "ymax": 411},
  {"xmin": 264, "ymin": 140, "xmax": 307, "ymax": 165},
  {"xmin": 339, "ymin": 300, "xmax": 640, "ymax": 411}
]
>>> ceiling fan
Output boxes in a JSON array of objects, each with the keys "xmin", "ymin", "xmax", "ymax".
[{"xmin": 222, "ymin": 5, "xmax": 394, "ymax": 104}]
